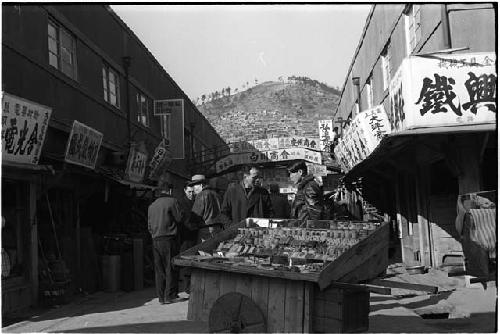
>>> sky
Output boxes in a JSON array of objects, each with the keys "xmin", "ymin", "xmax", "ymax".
[{"xmin": 111, "ymin": 4, "xmax": 371, "ymax": 101}]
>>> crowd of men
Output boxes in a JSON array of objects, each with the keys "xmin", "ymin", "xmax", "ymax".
[{"xmin": 147, "ymin": 161, "xmax": 324, "ymax": 305}]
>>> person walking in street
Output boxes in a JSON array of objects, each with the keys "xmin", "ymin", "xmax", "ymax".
[
  {"xmin": 288, "ymin": 161, "xmax": 324, "ymax": 223},
  {"xmin": 148, "ymin": 177, "xmax": 183, "ymax": 304},
  {"xmin": 190, "ymin": 174, "xmax": 223, "ymax": 243},
  {"xmin": 269, "ymin": 183, "xmax": 291, "ymax": 219},
  {"xmin": 177, "ymin": 182, "xmax": 197, "ymax": 294},
  {"xmin": 221, "ymin": 165, "xmax": 274, "ymax": 225}
]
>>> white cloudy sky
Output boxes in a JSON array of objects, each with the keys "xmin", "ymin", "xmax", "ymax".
[{"xmin": 112, "ymin": 4, "xmax": 371, "ymax": 100}]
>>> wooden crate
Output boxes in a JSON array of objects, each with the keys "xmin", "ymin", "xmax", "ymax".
[
  {"xmin": 175, "ymin": 218, "xmax": 385, "ymax": 332},
  {"xmin": 187, "ymin": 268, "xmax": 369, "ymax": 333}
]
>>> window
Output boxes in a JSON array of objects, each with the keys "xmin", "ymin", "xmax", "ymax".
[
  {"xmin": 381, "ymin": 44, "xmax": 392, "ymax": 91},
  {"xmin": 136, "ymin": 93, "xmax": 150, "ymax": 127},
  {"xmin": 102, "ymin": 65, "xmax": 120, "ymax": 108},
  {"xmin": 160, "ymin": 114, "xmax": 171, "ymax": 142},
  {"xmin": 405, "ymin": 4, "xmax": 422, "ymax": 55},
  {"xmin": 48, "ymin": 20, "xmax": 77, "ymax": 79},
  {"xmin": 366, "ymin": 75, "xmax": 373, "ymax": 109}
]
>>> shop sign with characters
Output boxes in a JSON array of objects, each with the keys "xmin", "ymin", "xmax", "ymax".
[
  {"xmin": 125, "ymin": 144, "xmax": 148, "ymax": 183},
  {"xmin": 389, "ymin": 52, "xmax": 496, "ymax": 132},
  {"xmin": 216, "ymin": 147, "xmax": 322, "ymax": 173},
  {"xmin": 64, "ymin": 121, "xmax": 103, "ymax": 169},
  {"xmin": 334, "ymin": 105, "xmax": 391, "ymax": 172},
  {"xmin": 2, "ymin": 92, "xmax": 52, "ymax": 165},
  {"xmin": 318, "ymin": 119, "xmax": 335, "ymax": 151},
  {"xmin": 229, "ymin": 136, "xmax": 320, "ymax": 154},
  {"xmin": 148, "ymin": 138, "xmax": 172, "ymax": 179}
]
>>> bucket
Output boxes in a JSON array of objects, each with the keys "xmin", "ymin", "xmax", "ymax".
[{"xmin": 102, "ymin": 255, "xmax": 121, "ymax": 292}]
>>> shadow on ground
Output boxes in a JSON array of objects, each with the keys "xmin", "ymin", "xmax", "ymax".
[
  {"xmin": 50, "ymin": 320, "xmax": 208, "ymax": 333},
  {"xmin": 371, "ymin": 291, "xmax": 453, "ymax": 313}
]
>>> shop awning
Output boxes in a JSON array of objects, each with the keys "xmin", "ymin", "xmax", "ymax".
[
  {"xmin": 2, "ymin": 161, "xmax": 55, "ymax": 174},
  {"xmin": 117, "ymin": 179, "xmax": 156, "ymax": 190},
  {"xmin": 389, "ymin": 123, "xmax": 496, "ymax": 137}
]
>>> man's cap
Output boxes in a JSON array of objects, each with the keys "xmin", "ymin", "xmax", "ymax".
[{"xmin": 188, "ymin": 174, "xmax": 207, "ymax": 186}]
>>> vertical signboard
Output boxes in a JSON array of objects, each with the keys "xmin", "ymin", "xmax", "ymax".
[
  {"xmin": 318, "ymin": 119, "xmax": 335, "ymax": 152},
  {"xmin": 125, "ymin": 145, "xmax": 148, "ymax": 183},
  {"xmin": 148, "ymin": 138, "xmax": 172, "ymax": 180},
  {"xmin": 64, "ymin": 121, "xmax": 103, "ymax": 169},
  {"xmin": 154, "ymin": 99, "xmax": 184, "ymax": 159},
  {"xmin": 2, "ymin": 92, "xmax": 52, "ymax": 165}
]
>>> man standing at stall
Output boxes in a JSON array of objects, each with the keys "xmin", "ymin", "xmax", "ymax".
[
  {"xmin": 221, "ymin": 165, "xmax": 274, "ymax": 225},
  {"xmin": 190, "ymin": 174, "xmax": 223, "ymax": 243},
  {"xmin": 288, "ymin": 161, "xmax": 324, "ymax": 222},
  {"xmin": 148, "ymin": 177, "xmax": 183, "ymax": 304}
]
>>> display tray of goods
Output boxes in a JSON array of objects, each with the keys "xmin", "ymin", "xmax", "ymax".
[{"xmin": 174, "ymin": 217, "xmax": 389, "ymax": 289}]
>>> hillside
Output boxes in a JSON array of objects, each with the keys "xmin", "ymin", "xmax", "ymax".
[{"xmin": 197, "ymin": 77, "xmax": 341, "ymax": 143}]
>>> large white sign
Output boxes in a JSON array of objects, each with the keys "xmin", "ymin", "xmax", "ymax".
[
  {"xmin": 334, "ymin": 105, "xmax": 391, "ymax": 172},
  {"xmin": 318, "ymin": 119, "xmax": 335, "ymax": 152},
  {"xmin": 216, "ymin": 147, "xmax": 322, "ymax": 173},
  {"xmin": 389, "ymin": 52, "xmax": 496, "ymax": 132},
  {"xmin": 228, "ymin": 136, "xmax": 321, "ymax": 154},
  {"xmin": 64, "ymin": 121, "xmax": 103, "ymax": 169},
  {"xmin": 2, "ymin": 93, "xmax": 52, "ymax": 165}
]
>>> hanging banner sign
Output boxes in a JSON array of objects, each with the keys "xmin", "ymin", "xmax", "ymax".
[
  {"xmin": 2, "ymin": 92, "xmax": 52, "ymax": 165},
  {"xmin": 125, "ymin": 145, "xmax": 148, "ymax": 183},
  {"xmin": 307, "ymin": 162, "xmax": 328, "ymax": 177},
  {"xmin": 154, "ymin": 99, "xmax": 183, "ymax": 116},
  {"xmin": 389, "ymin": 52, "xmax": 496, "ymax": 132},
  {"xmin": 229, "ymin": 136, "xmax": 320, "ymax": 154},
  {"xmin": 148, "ymin": 138, "xmax": 172, "ymax": 179},
  {"xmin": 216, "ymin": 147, "xmax": 322, "ymax": 173},
  {"xmin": 334, "ymin": 105, "xmax": 391, "ymax": 172},
  {"xmin": 318, "ymin": 119, "xmax": 335, "ymax": 152},
  {"xmin": 64, "ymin": 120, "xmax": 103, "ymax": 169}
]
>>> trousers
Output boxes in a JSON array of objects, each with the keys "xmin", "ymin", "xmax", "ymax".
[{"xmin": 152, "ymin": 236, "xmax": 179, "ymax": 301}]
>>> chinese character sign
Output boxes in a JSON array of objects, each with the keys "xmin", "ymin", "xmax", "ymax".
[
  {"xmin": 390, "ymin": 52, "xmax": 496, "ymax": 131},
  {"xmin": 359, "ymin": 105, "xmax": 391, "ymax": 151},
  {"xmin": 318, "ymin": 119, "xmax": 335, "ymax": 152},
  {"xmin": 64, "ymin": 121, "xmax": 103, "ymax": 169},
  {"xmin": 125, "ymin": 146, "xmax": 148, "ymax": 183},
  {"xmin": 2, "ymin": 93, "xmax": 52, "ymax": 165},
  {"xmin": 154, "ymin": 99, "xmax": 183, "ymax": 116},
  {"xmin": 148, "ymin": 139, "xmax": 172, "ymax": 179},
  {"xmin": 228, "ymin": 136, "xmax": 321, "ymax": 154}
]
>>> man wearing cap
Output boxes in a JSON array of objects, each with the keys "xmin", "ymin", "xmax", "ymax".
[
  {"xmin": 288, "ymin": 161, "xmax": 324, "ymax": 222},
  {"xmin": 177, "ymin": 182, "xmax": 197, "ymax": 294},
  {"xmin": 221, "ymin": 165, "xmax": 274, "ymax": 225},
  {"xmin": 190, "ymin": 174, "xmax": 223, "ymax": 243},
  {"xmin": 148, "ymin": 177, "xmax": 183, "ymax": 304}
]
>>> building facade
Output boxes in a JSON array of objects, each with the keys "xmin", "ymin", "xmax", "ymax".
[
  {"xmin": 333, "ymin": 4, "xmax": 496, "ymax": 269},
  {"xmin": 2, "ymin": 4, "xmax": 226, "ymax": 314}
]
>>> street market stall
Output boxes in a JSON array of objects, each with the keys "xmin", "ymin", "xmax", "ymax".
[{"xmin": 173, "ymin": 218, "xmax": 389, "ymax": 333}]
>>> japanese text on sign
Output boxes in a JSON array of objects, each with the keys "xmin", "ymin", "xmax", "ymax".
[
  {"xmin": 318, "ymin": 119, "xmax": 335, "ymax": 152},
  {"xmin": 154, "ymin": 99, "xmax": 184, "ymax": 116},
  {"xmin": 2, "ymin": 93, "xmax": 52, "ymax": 165},
  {"xmin": 148, "ymin": 139, "xmax": 172, "ymax": 179},
  {"xmin": 125, "ymin": 146, "xmax": 148, "ymax": 183},
  {"xmin": 228, "ymin": 136, "xmax": 320, "ymax": 154},
  {"xmin": 64, "ymin": 121, "xmax": 103, "ymax": 169}
]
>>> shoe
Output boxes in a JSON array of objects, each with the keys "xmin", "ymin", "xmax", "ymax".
[{"xmin": 163, "ymin": 296, "xmax": 184, "ymax": 304}]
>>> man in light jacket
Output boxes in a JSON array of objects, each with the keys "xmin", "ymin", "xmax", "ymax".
[{"xmin": 148, "ymin": 177, "xmax": 183, "ymax": 304}]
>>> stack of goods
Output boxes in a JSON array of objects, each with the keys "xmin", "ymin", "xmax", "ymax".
[{"xmin": 185, "ymin": 221, "xmax": 380, "ymax": 274}]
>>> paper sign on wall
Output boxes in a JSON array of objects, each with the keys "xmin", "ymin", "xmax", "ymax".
[{"xmin": 2, "ymin": 92, "xmax": 52, "ymax": 165}]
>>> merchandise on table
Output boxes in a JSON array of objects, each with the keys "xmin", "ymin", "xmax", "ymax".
[{"xmin": 181, "ymin": 220, "xmax": 380, "ymax": 274}]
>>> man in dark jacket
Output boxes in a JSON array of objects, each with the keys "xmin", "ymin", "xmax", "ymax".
[
  {"xmin": 288, "ymin": 161, "xmax": 324, "ymax": 222},
  {"xmin": 177, "ymin": 182, "xmax": 196, "ymax": 294},
  {"xmin": 190, "ymin": 174, "xmax": 223, "ymax": 243},
  {"xmin": 221, "ymin": 166, "xmax": 274, "ymax": 225},
  {"xmin": 269, "ymin": 183, "xmax": 290, "ymax": 219},
  {"xmin": 148, "ymin": 177, "xmax": 183, "ymax": 304}
]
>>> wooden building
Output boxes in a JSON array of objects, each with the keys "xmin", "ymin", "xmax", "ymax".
[
  {"xmin": 2, "ymin": 4, "xmax": 226, "ymax": 314},
  {"xmin": 333, "ymin": 4, "xmax": 496, "ymax": 268}
]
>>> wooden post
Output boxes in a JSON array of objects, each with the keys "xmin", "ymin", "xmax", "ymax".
[
  {"xmin": 133, "ymin": 238, "xmax": 143, "ymax": 290},
  {"xmin": 29, "ymin": 180, "xmax": 38, "ymax": 305},
  {"xmin": 415, "ymin": 166, "xmax": 432, "ymax": 267},
  {"xmin": 75, "ymin": 188, "xmax": 81, "ymax": 291}
]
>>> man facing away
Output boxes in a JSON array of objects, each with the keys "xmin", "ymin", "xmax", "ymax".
[
  {"xmin": 148, "ymin": 177, "xmax": 183, "ymax": 304},
  {"xmin": 221, "ymin": 165, "xmax": 274, "ymax": 225},
  {"xmin": 190, "ymin": 174, "xmax": 223, "ymax": 243},
  {"xmin": 288, "ymin": 161, "xmax": 324, "ymax": 222}
]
